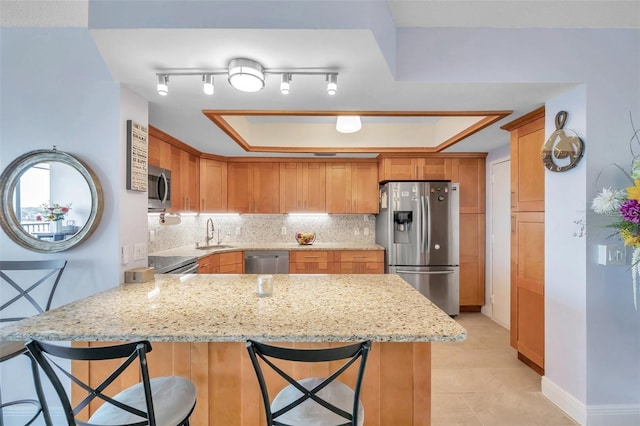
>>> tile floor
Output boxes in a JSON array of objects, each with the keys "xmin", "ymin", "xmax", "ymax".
[{"xmin": 431, "ymin": 313, "xmax": 578, "ymax": 426}]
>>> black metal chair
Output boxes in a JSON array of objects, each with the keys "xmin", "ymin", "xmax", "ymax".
[
  {"xmin": 26, "ymin": 339, "xmax": 197, "ymax": 426},
  {"xmin": 0, "ymin": 259, "xmax": 67, "ymax": 426},
  {"xmin": 246, "ymin": 340, "xmax": 371, "ymax": 426}
]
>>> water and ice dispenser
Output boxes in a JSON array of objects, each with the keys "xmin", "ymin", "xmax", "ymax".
[{"xmin": 393, "ymin": 211, "xmax": 412, "ymax": 243}]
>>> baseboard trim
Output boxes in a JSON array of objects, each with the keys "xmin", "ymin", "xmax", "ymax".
[
  {"xmin": 541, "ymin": 377, "xmax": 586, "ymax": 424},
  {"xmin": 542, "ymin": 377, "xmax": 640, "ymax": 425}
]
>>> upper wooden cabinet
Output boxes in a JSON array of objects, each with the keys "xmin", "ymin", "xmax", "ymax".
[
  {"xmin": 227, "ymin": 162, "xmax": 279, "ymax": 213},
  {"xmin": 200, "ymin": 158, "xmax": 228, "ymax": 213},
  {"xmin": 279, "ymin": 162, "xmax": 326, "ymax": 213},
  {"xmin": 502, "ymin": 109, "xmax": 545, "ymax": 212},
  {"xmin": 326, "ymin": 162, "xmax": 378, "ymax": 214},
  {"xmin": 450, "ymin": 158, "xmax": 486, "ymax": 214},
  {"xmin": 378, "ymin": 156, "xmax": 453, "ymax": 181}
]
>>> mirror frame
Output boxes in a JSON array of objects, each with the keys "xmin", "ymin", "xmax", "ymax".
[{"xmin": 0, "ymin": 149, "xmax": 104, "ymax": 253}]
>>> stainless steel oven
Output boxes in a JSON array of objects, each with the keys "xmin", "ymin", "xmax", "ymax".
[{"xmin": 148, "ymin": 165, "xmax": 171, "ymax": 211}]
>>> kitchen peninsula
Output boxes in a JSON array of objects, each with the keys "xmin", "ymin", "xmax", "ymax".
[{"xmin": 1, "ymin": 274, "xmax": 465, "ymax": 425}]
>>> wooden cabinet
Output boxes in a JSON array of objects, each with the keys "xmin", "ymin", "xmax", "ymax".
[
  {"xmin": 459, "ymin": 214, "xmax": 485, "ymax": 306},
  {"xmin": 200, "ymin": 158, "xmax": 227, "ymax": 213},
  {"xmin": 502, "ymin": 107, "xmax": 545, "ymax": 373},
  {"xmin": 227, "ymin": 162, "xmax": 279, "ymax": 213},
  {"xmin": 181, "ymin": 150, "xmax": 199, "ymax": 212},
  {"xmin": 511, "ymin": 212, "xmax": 545, "ymax": 372},
  {"xmin": 450, "ymin": 158, "xmax": 486, "ymax": 214},
  {"xmin": 378, "ymin": 156, "xmax": 452, "ymax": 181},
  {"xmin": 198, "ymin": 251, "xmax": 244, "ymax": 274},
  {"xmin": 326, "ymin": 162, "xmax": 378, "ymax": 214},
  {"xmin": 279, "ymin": 162, "xmax": 326, "ymax": 213},
  {"xmin": 334, "ymin": 251, "xmax": 384, "ymax": 274},
  {"xmin": 289, "ymin": 251, "xmax": 334, "ymax": 274}
]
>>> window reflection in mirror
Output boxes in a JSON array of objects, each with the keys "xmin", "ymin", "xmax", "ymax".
[{"xmin": 16, "ymin": 162, "xmax": 91, "ymax": 241}]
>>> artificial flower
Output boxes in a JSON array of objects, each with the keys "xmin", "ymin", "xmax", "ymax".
[
  {"xmin": 626, "ymin": 179, "xmax": 640, "ymax": 201},
  {"xmin": 591, "ymin": 187, "xmax": 625, "ymax": 215},
  {"xmin": 37, "ymin": 202, "xmax": 71, "ymax": 222}
]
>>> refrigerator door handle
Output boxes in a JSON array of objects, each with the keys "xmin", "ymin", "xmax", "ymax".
[
  {"xmin": 396, "ymin": 270, "xmax": 455, "ymax": 275},
  {"xmin": 420, "ymin": 195, "xmax": 429, "ymax": 253}
]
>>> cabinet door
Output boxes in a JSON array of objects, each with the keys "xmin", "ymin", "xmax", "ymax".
[
  {"xmin": 200, "ymin": 159, "xmax": 228, "ymax": 213},
  {"xmin": 148, "ymin": 136, "xmax": 171, "ymax": 169},
  {"xmin": 218, "ymin": 252, "xmax": 243, "ymax": 274},
  {"xmin": 352, "ymin": 163, "xmax": 379, "ymax": 214},
  {"xmin": 289, "ymin": 251, "xmax": 333, "ymax": 274},
  {"xmin": 251, "ymin": 163, "xmax": 279, "ymax": 213},
  {"xmin": 511, "ymin": 117, "xmax": 545, "ymax": 212},
  {"xmin": 459, "ymin": 213, "xmax": 485, "ymax": 307},
  {"xmin": 279, "ymin": 163, "xmax": 303, "ymax": 213},
  {"xmin": 380, "ymin": 157, "xmax": 420, "ymax": 181},
  {"xmin": 169, "ymin": 146, "xmax": 183, "ymax": 213},
  {"xmin": 451, "ymin": 158, "xmax": 486, "ymax": 214},
  {"xmin": 181, "ymin": 151, "xmax": 199, "ymax": 212},
  {"xmin": 420, "ymin": 158, "xmax": 451, "ymax": 180},
  {"xmin": 511, "ymin": 212, "xmax": 545, "ymax": 370},
  {"xmin": 303, "ymin": 163, "xmax": 326, "ymax": 212},
  {"xmin": 198, "ymin": 254, "xmax": 219, "ymax": 274},
  {"xmin": 326, "ymin": 163, "xmax": 352, "ymax": 213},
  {"xmin": 227, "ymin": 163, "xmax": 251, "ymax": 213}
]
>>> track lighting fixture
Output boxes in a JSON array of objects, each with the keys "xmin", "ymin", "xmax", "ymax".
[
  {"xmin": 326, "ymin": 74, "xmax": 338, "ymax": 96},
  {"xmin": 203, "ymin": 74, "xmax": 214, "ymax": 95},
  {"xmin": 280, "ymin": 73, "xmax": 291, "ymax": 95},
  {"xmin": 154, "ymin": 58, "xmax": 338, "ymax": 96},
  {"xmin": 156, "ymin": 74, "xmax": 168, "ymax": 96}
]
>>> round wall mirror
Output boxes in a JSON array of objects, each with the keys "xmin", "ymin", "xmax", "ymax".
[{"xmin": 0, "ymin": 149, "xmax": 103, "ymax": 253}]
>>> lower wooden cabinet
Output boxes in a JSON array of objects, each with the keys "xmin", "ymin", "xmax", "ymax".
[
  {"xmin": 289, "ymin": 251, "xmax": 333, "ymax": 274},
  {"xmin": 459, "ymin": 214, "xmax": 485, "ymax": 307},
  {"xmin": 511, "ymin": 212, "xmax": 545, "ymax": 372},
  {"xmin": 334, "ymin": 250, "xmax": 384, "ymax": 274},
  {"xmin": 198, "ymin": 251, "xmax": 244, "ymax": 274}
]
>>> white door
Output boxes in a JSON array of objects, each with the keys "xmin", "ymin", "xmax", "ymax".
[{"xmin": 490, "ymin": 159, "xmax": 511, "ymax": 329}]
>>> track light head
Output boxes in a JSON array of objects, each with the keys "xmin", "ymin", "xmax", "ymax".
[
  {"xmin": 326, "ymin": 74, "xmax": 337, "ymax": 95},
  {"xmin": 280, "ymin": 73, "xmax": 291, "ymax": 95},
  {"xmin": 228, "ymin": 58, "xmax": 265, "ymax": 93},
  {"xmin": 156, "ymin": 74, "xmax": 168, "ymax": 96},
  {"xmin": 203, "ymin": 74, "xmax": 214, "ymax": 95}
]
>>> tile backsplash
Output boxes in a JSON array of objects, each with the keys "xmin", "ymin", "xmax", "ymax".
[{"xmin": 148, "ymin": 214, "xmax": 376, "ymax": 253}]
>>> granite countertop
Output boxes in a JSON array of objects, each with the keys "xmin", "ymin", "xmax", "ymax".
[
  {"xmin": 0, "ymin": 274, "xmax": 466, "ymax": 344},
  {"xmin": 151, "ymin": 242, "xmax": 385, "ymax": 260}
]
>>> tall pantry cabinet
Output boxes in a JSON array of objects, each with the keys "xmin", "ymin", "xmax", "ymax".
[{"xmin": 501, "ymin": 107, "xmax": 545, "ymax": 374}]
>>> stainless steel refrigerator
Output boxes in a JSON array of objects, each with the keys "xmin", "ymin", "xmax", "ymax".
[{"xmin": 376, "ymin": 181, "xmax": 460, "ymax": 316}]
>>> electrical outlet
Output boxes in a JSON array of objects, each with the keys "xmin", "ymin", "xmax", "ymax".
[
  {"xmin": 281, "ymin": 226, "xmax": 287, "ymax": 235},
  {"xmin": 235, "ymin": 227, "xmax": 242, "ymax": 236},
  {"xmin": 121, "ymin": 245, "xmax": 130, "ymax": 265},
  {"xmin": 134, "ymin": 243, "xmax": 147, "ymax": 260},
  {"xmin": 363, "ymin": 228, "xmax": 369, "ymax": 236},
  {"xmin": 354, "ymin": 228, "xmax": 360, "ymax": 236}
]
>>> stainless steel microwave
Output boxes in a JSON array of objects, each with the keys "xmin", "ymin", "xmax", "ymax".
[{"xmin": 148, "ymin": 165, "xmax": 171, "ymax": 211}]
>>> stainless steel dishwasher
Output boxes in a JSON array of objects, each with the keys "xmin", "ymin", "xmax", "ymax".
[{"xmin": 244, "ymin": 251, "xmax": 289, "ymax": 274}]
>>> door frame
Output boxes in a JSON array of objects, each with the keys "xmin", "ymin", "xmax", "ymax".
[{"xmin": 482, "ymin": 155, "xmax": 511, "ymax": 327}]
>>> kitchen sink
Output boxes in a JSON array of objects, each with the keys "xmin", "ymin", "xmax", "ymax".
[{"xmin": 195, "ymin": 244, "xmax": 234, "ymax": 250}]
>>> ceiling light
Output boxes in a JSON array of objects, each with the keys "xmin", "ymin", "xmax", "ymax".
[
  {"xmin": 203, "ymin": 74, "xmax": 214, "ymax": 95},
  {"xmin": 228, "ymin": 58, "xmax": 265, "ymax": 93},
  {"xmin": 156, "ymin": 74, "xmax": 168, "ymax": 96},
  {"xmin": 336, "ymin": 116, "xmax": 361, "ymax": 133},
  {"xmin": 280, "ymin": 73, "xmax": 291, "ymax": 95},
  {"xmin": 326, "ymin": 74, "xmax": 337, "ymax": 95}
]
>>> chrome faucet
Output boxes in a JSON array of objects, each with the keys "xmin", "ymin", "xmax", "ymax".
[{"xmin": 205, "ymin": 218, "xmax": 215, "ymax": 246}]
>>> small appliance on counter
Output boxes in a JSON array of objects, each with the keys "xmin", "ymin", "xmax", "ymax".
[
  {"xmin": 148, "ymin": 255, "xmax": 198, "ymax": 274},
  {"xmin": 376, "ymin": 181, "xmax": 460, "ymax": 316}
]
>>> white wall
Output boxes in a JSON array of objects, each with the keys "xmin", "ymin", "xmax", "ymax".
[{"xmin": 0, "ymin": 27, "xmax": 122, "ymax": 423}]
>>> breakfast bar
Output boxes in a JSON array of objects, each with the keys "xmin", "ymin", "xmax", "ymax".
[{"xmin": 0, "ymin": 274, "xmax": 466, "ymax": 425}]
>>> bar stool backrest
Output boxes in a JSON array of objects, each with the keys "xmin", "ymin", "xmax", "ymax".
[
  {"xmin": 246, "ymin": 340, "xmax": 371, "ymax": 426},
  {"xmin": 26, "ymin": 340, "xmax": 158, "ymax": 426},
  {"xmin": 0, "ymin": 260, "xmax": 67, "ymax": 324}
]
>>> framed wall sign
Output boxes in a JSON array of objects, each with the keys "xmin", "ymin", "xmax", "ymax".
[{"xmin": 126, "ymin": 120, "xmax": 148, "ymax": 191}]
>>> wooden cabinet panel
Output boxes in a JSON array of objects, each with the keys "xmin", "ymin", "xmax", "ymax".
[
  {"xmin": 200, "ymin": 159, "xmax": 227, "ymax": 213},
  {"xmin": 511, "ymin": 211, "xmax": 545, "ymax": 370},
  {"xmin": 148, "ymin": 135, "xmax": 171, "ymax": 169},
  {"xmin": 228, "ymin": 162, "xmax": 279, "ymax": 213},
  {"xmin": 199, "ymin": 251, "xmax": 243, "ymax": 274},
  {"xmin": 379, "ymin": 157, "xmax": 451, "ymax": 181},
  {"xmin": 511, "ymin": 117, "xmax": 545, "ymax": 212},
  {"xmin": 336, "ymin": 250, "xmax": 383, "ymax": 263},
  {"xmin": 459, "ymin": 213, "xmax": 485, "ymax": 306},
  {"xmin": 198, "ymin": 254, "xmax": 219, "ymax": 274},
  {"xmin": 335, "ymin": 251, "xmax": 384, "ymax": 274},
  {"xmin": 279, "ymin": 162, "xmax": 326, "ymax": 213},
  {"xmin": 289, "ymin": 250, "xmax": 333, "ymax": 274},
  {"xmin": 421, "ymin": 158, "xmax": 451, "ymax": 180},
  {"xmin": 182, "ymin": 150, "xmax": 199, "ymax": 212},
  {"xmin": 326, "ymin": 162, "xmax": 378, "ymax": 214},
  {"xmin": 451, "ymin": 158, "xmax": 485, "ymax": 214}
]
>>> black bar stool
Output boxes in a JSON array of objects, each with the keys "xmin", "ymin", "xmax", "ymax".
[
  {"xmin": 0, "ymin": 259, "xmax": 67, "ymax": 426},
  {"xmin": 26, "ymin": 340, "xmax": 197, "ymax": 426},
  {"xmin": 246, "ymin": 340, "xmax": 371, "ymax": 426}
]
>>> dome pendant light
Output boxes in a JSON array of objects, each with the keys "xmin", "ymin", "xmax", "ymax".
[
  {"xmin": 228, "ymin": 58, "xmax": 265, "ymax": 93},
  {"xmin": 336, "ymin": 116, "xmax": 362, "ymax": 133}
]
